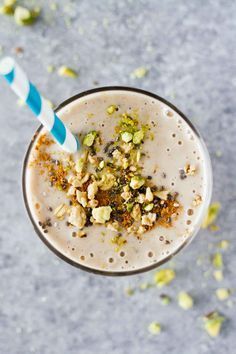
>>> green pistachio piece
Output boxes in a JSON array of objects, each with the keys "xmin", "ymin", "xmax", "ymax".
[
  {"xmin": 133, "ymin": 130, "xmax": 144, "ymax": 144},
  {"xmin": 202, "ymin": 202, "xmax": 221, "ymax": 228},
  {"xmin": 92, "ymin": 206, "xmax": 112, "ymax": 224},
  {"xmin": 121, "ymin": 114, "xmax": 135, "ymax": 126},
  {"xmin": 125, "ymin": 287, "xmax": 134, "ymax": 296},
  {"xmin": 107, "ymin": 105, "xmax": 117, "ymax": 114},
  {"xmin": 213, "ymin": 270, "xmax": 223, "ymax": 282},
  {"xmin": 148, "ymin": 322, "xmax": 161, "ymax": 335},
  {"xmin": 98, "ymin": 160, "xmax": 105, "ymax": 170},
  {"xmin": 0, "ymin": 0, "xmax": 16, "ymax": 15},
  {"xmin": 83, "ymin": 131, "xmax": 97, "ymax": 147},
  {"xmin": 217, "ymin": 240, "xmax": 229, "ymax": 250},
  {"xmin": 154, "ymin": 269, "xmax": 176, "ymax": 287},
  {"xmin": 14, "ymin": 6, "xmax": 40, "ymax": 26},
  {"xmin": 130, "ymin": 176, "xmax": 145, "ymax": 190},
  {"xmin": 178, "ymin": 291, "xmax": 194, "ymax": 310},
  {"xmin": 215, "ymin": 288, "xmax": 230, "ymax": 301},
  {"xmin": 160, "ymin": 294, "xmax": 171, "ymax": 305},
  {"xmin": 121, "ymin": 131, "xmax": 133, "ymax": 143},
  {"xmin": 144, "ymin": 203, "xmax": 154, "ymax": 211},
  {"xmin": 75, "ymin": 158, "xmax": 85, "ymax": 173},
  {"xmin": 203, "ymin": 312, "xmax": 225, "ymax": 337},
  {"xmin": 0, "ymin": 5, "xmax": 14, "ymax": 15},
  {"xmin": 126, "ymin": 203, "xmax": 134, "ymax": 212},
  {"xmin": 212, "ymin": 253, "xmax": 223, "ymax": 268},
  {"xmin": 136, "ymin": 150, "xmax": 141, "ymax": 162},
  {"xmin": 58, "ymin": 66, "xmax": 78, "ymax": 78},
  {"xmin": 131, "ymin": 66, "xmax": 148, "ymax": 79}
]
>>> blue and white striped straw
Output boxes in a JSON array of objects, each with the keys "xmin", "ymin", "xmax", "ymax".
[{"xmin": 0, "ymin": 57, "xmax": 80, "ymax": 153}]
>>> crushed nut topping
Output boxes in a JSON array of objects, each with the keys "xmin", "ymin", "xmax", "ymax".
[{"xmin": 31, "ymin": 108, "xmax": 182, "ymax": 244}]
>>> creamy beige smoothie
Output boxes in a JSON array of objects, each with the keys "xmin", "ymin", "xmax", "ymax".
[{"xmin": 23, "ymin": 88, "xmax": 212, "ymax": 274}]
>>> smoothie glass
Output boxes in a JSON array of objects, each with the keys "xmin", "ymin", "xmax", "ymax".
[{"xmin": 22, "ymin": 87, "xmax": 213, "ymax": 276}]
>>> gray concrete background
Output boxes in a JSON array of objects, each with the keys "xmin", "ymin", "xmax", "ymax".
[{"xmin": 0, "ymin": 1, "xmax": 235, "ymax": 353}]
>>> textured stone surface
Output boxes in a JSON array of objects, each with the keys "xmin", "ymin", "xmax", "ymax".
[{"xmin": 0, "ymin": 1, "xmax": 235, "ymax": 353}]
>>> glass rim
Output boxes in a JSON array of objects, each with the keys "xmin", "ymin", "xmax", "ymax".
[{"xmin": 22, "ymin": 86, "xmax": 213, "ymax": 277}]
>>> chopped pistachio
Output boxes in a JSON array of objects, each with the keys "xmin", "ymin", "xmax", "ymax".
[
  {"xmin": 136, "ymin": 150, "xmax": 141, "ymax": 162},
  {"xmin": 131, "ymin": 66, "xmax": 148, "ymax": 79},
  {"xmin": 126, "ymin": 203, "xmax": 134, "ymax": 212},
  {"xmin": 98, "ymin": 173, "xmax": 116, "ymax": 190},
  {"xmin": 107, "ymin": 221, "xmax": 119, "ymax": 232},
  {"xmin": 58, "ymin": 65, "xmax": 78, "ymax": 78},
  {"xmin": 141, "ymin": 212, "xmax": 156, "ymax": 226},
  {"xmin": 76, "ymin": 190, "xmax": 87, "ymax": 208},
  {"xmin": 121, "ymin": 185, "xmax": 132, "ymax": 201},
  {"xmin": 0, "ymin": 5, "xmax": 14, "ymax": 15},
  {"xmin": 111, "ymin": 234, "xmax": 126, "ymax": 247},
  {"xmin": 212, "ymin": 252, "xmax": 223, "ymax": 268},
  {"xmin": 83, "ymin": 131, "xmax": 97, "ymax": 147},
  {"xmin": 87, "ymin": 181, "xmax": 98, "ymax": 200},
  {"xmin": 68, "ymin": 205, "xmax": 86, "ymax": 229},
  {"xmin": 121, "ymin": 131, "xmax": 133, "ymax": 143},
  {"xmin": 121, "ymin": 114, "xmax": 135, "ymax": 126},
  {"xmin": 98, "ymin": 160, "xmax": 105, "ymax": 170},
  {"xmin": 0, "ymin": 0, "xmax": 16, "ymax": 15},
  {"xmin": 154, "ymin": 269, "xmax": 176, "ymax": 287},
  {"xmin": 92, "ymin": 206, "xmax": 112, "ymax": 224},
  {"xmin": 133, "ymin": 130, "xmax": 144, "ymax": 144},
  {"xmin": 154, "ymin": 190, "xmax": 169, "ymax": 200},
  {"xmin": 107, "ymin": 104, "xmax": 117, "ymax": 114},
  {"xmin": 14, "ymin": 6, "xmax": 40, "ymax": 26},
  {"xmin": 145, "ymin": 187, "xmax": 153, "ymax": 202},
  {"xmin": 217, "ymin": 240, "xmax": 229, "ymax": 250},
  {"xmin": 75, "ymin": 158, "xmax": 85, "ymax": 173},
  {"xmin": 203, "ymin": 312, "xmax": 225, "ymax": 337},
  {"xmin": 209, "ymin": 224, "xmax": 220, "ymax": 232},
  {"xmin": 54, "ymin": 204, "xmax": 69, "ymax": 219},
  {"xmin": 144, "ymin": 203, "xmax": 154, "ymax": 212},
  {"xmin": 178, "ymin": 291, "xmax": 194, "ymax": 310},
  {"xmin": 148, "ymin": 322, "xmax": 161, "ymax": 335},
  {"xmin": 213, "ymin": 270, "xmax": 223, "ymax": 282},
  {"xmin": 125, "ymin": 287, "xmax": 134, "ymax": 296},
  {"xmin": 216, "ymin": 288, "xmax": 230, "ymax": 301},
  {"xmin": 131, "ymin": 204, "xmax": 141, "ymax": 221},
  {"xmin": 130, "ymin": 176, "xmax": 145, "ymax": 189},
  {"xmin": 136, "ymin": 193, "xmax": 145, "ymax": 204},
  {"xmin": 202, "ymin": 202, "xmax": 221, "ymax": 228},
  {"xmin": 160, "ymin": 294, "xmax": 171, "ymax": 305}
]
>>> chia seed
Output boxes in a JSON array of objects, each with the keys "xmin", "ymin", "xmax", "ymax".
[
  {"xmin": 104, "ymin": 141, "xmax": 114, "ymax": 153},
  {"xmin": 179, "ymin": 169, "xmax": 187, "ymax": 180}
]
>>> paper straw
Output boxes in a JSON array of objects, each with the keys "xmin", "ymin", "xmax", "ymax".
[{"xmin": 0, "ymin": 57, "xmax": 80, "ymax": 153}]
